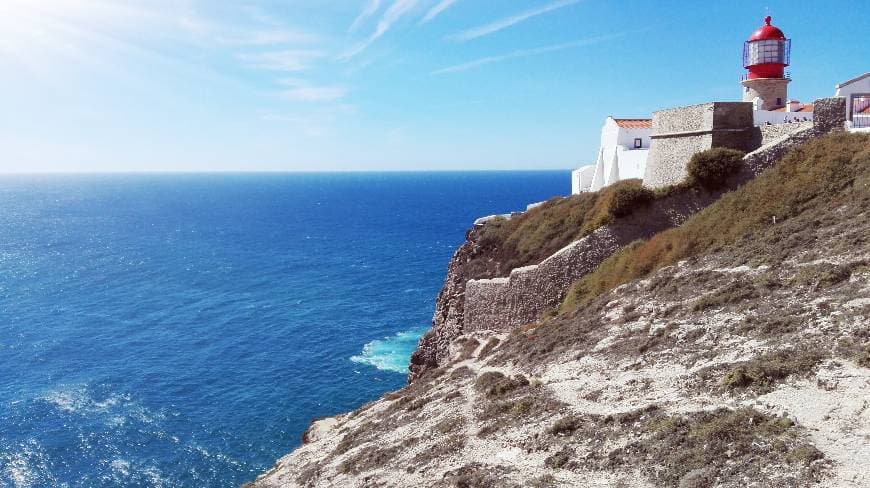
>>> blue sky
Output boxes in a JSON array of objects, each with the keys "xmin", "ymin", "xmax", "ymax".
[{"xmin": 0, "ymin": 0, "xmax": 867, "ymax": 172}]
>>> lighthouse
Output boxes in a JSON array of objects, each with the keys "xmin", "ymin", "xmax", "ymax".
[{"xmin": 741, "ymin": 15, "xmax": 791, "ymax": 111}]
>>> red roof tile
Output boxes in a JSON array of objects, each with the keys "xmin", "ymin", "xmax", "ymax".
[
  {"xmin": 613, "ymin": 118, "xmax": 652, "ymax": 129},
  {"xmin": 772, "ymin": 103, "xmax": 814, "ymax": 113}
]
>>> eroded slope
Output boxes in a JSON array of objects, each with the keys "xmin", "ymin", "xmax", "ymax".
[{"xmin": 250, "ymin": 134, "xmax": 870, "ymax": 488}]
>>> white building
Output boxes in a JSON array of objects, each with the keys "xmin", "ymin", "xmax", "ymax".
[
  {"xmin": 835, "ymin": 72, "xmax": 870, "ymax": 131},
  {"xmin": 569, "ymin": 16, "xmax": 865, "ymax": 195},
  {"xmin": 571, "ymin": 117, "xmax": 650, "ymax": 194},
  {"xmin": 752, "ymin": 100, "xmax": 814, "ymax": 125}
]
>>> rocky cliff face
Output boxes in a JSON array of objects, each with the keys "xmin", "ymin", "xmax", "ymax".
[
  {"xmin": 408, "ymin": 224, "xmax": 493, "ymax": 382},
  {"xmin": 248, "ymin": 133, "xmax": 869, "ymax": 488}
]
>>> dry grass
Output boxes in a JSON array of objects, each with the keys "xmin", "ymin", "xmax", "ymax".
[
  {"xmin": 475, "ymin": 179, "xmax": 654, "ymax": 274},
  {"xmin": 719, "ymin": 348, "xmax": 826, "ymax": 393},
  {"xmin": 609, "ymin": 407, "xmax": 824, "ymax": 486},
  {"xmin": 562, "ymin": 132, "xmax": 870, "ymax": 312}
]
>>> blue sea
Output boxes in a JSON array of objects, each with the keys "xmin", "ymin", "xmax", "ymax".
[{"xmin": 0, "ymin": 172, "xmax": 566, "ymax": 487}]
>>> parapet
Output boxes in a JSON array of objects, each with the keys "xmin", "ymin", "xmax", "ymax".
[{"xmin": 643, "ymin": 102, "xmax": 754, "ymax": 189}]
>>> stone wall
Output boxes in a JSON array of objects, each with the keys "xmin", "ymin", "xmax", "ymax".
[
  {"xmin": 464, "ymin": 227, "xmax": 620, "ymax": 331},
  {"xmin": 812, "ymin": 97, "xmax": 848, "ymax": 133},
  {"xmin": 755, "ymin": 121, "xmax": 814, "ymax": 148},
  {"xmin": 461, "ymin": 187, "xmax": 726, "ymax": 332},
  {"xmin": 744, "ymin": 97, "xmax": 846, "ymax": 174},
  {"xmin": 643, "ymin": 102, "xmax": 754, "ymax": 189}
]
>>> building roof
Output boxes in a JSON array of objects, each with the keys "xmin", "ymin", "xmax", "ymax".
[
  {"xmin": 748, "ymin": 16, "xmax": 786, "ymax": 41},
  {"xmin": 772, "ymin": 103, "xmax": 814, "ymax": 113},
  {"xmin": 836, "ymin": 72, "xmax": 870, "ymax": 89},
  {"xmin": 613, "ymin": 118, "xmax": 652, "ymax": 129}
]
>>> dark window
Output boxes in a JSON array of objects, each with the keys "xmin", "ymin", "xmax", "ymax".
[
  {"xmin": 634, "ymin": 138, "xmax": 642, "ymax": 149},
  {"xmin": 776, "ymin": 97, "xmax": 782, "ymax": 106}
]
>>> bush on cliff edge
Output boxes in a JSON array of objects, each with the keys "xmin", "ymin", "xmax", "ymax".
[{"xmin": 686, "ymin": 147, "xmax": 746, "ymax": 189}]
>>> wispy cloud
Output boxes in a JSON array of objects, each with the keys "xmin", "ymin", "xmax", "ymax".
[
  {"xmin": 449, "ymin": 0, "xmax": 581, "ymax": 42},
  {"xmin": 215, "ymin": 29, "xmax": 319, "ymax": 46},
  {"xmin": 277, "ymin": 79, "xmax": 348, "ymax": 102},
  {"xmin": 240, "ymin": 50, "xmax": 325, "ymax": 72},
  {"xmin": 420, "ymin": 0, "xmax": 458, "ymax": 24},
  {"xmin": 349, "ymin": 0, "xmax": 382, "ymax": 33},
  {"xmin": 341, "ymin": 0, "xmax": 418, "ymax": 59},
  {"xmin": 432, "ymin": 33, "xmax": 623, "ymax": 74}
]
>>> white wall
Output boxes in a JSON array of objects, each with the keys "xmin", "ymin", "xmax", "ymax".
[
  {"xmin": 753, "ymin": 109, "xmax": 813, "ymax": 125},
  {"xmin": 572, "ymin": 117, "xmax": 652, "ymax": 194},
  {"xmin": 571, "ymin": 165, "xmax": 596, "ymax": 194},
  {"xmin": 835, "ymin": 74, "xmax": 870, "ymax": 124},
  {"xmin": 615, "ymin": 148, "xmax": 649, "ymax": 180},
  {"xmin": 601, "ymin": 118, "xmax": 651, "ymax": 150}
]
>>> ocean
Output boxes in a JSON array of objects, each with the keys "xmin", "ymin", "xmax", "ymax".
[{"xmin": 0, "ymin": 172, "xmax": 567, "ymax": 487}]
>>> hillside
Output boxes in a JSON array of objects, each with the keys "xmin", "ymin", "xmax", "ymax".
[{"xmin": 248, "ymin": 133, "xmax": 870, "ymax": 487}]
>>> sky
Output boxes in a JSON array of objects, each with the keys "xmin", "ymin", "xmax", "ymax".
[{"xmin": 0, "ymin": 0, "xmax": 867, "ymax": 173}]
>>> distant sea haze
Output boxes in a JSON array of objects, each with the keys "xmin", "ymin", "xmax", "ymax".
[{"xmin": 0, "ymin": 171, "xmax": 567, "ymax": 486}]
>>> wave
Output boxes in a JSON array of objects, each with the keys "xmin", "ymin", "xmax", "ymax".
[
  {"xmin": 350, "ymin": 327, "xmax": 427, "ymax": 374},
  {"xmin": 39, "ymin": 385, "xmax": 130, "ymax": 415}
]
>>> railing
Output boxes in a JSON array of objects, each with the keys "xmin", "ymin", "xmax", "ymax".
[
  {"xmin": 740, "ymin": 71, "xmax": 791, "ymax": 82},
  {"xmin": 851, "ymin": 97, "xmax": 870, "ymax": 128},
  {"xmin": 852, "ymin": 115, "xmax": 870, "ymax": 129}
]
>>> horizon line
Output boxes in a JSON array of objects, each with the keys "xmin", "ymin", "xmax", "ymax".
[{"xmin": 0, "ymin": 168, "xmax": 575, "ymax": 176}]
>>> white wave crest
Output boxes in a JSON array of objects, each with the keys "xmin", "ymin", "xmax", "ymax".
[{"xmin": 350, "ymin": 327, "xmax": 426, "ymax": 373}]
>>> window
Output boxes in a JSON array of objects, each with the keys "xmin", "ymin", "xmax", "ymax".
[
  {"xmin": 776, "ymin": 97, "xmax": 782, "ymax": 106},
  {"xmin": 634, "ymin": 138, "xmax": 642, "ymax": 149},
  {"xmin": 743, "ymin": 39, "xmax": 790, "ymax": 66}
]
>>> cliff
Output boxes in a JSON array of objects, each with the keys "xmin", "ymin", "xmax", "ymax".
[
  {"xmin": 411, "ymin": 98, "xmax": 845, "ymax": 382},
  {"xmin": 248, "ymin": 132, "xmax": 869, "ymax": 487}
]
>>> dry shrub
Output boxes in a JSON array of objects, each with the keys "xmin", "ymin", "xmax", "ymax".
[
  {"xmin": 686, "ymin": 147, "xmax": 746, "ymax": 188},
  {"xmin": 563, "ymin": 132, "xmax": 870, "ymax": 311},
  {"xmin": 610, "ymin": 407, "xmax": 824, "ymax": 486},
  {"xmin": 474, "ymin": 179, "xmax": 654, "ymax": 275},
  {"xmin": 720, "ymin": 348, "xmax": 826, "ymax": 392}
]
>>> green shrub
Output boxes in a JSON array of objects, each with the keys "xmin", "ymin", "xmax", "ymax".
[{"xmin": 686, "ymin": 147, "xmax": 746, "ymax": 188}]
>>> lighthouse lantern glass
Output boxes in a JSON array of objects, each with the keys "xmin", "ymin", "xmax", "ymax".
[{"xmin": 743, "ymin": 39, "xmax": 791, "ymax": 67}]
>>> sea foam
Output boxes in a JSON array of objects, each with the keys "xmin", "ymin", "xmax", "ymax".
[{"xmin": 350, "ymin": 327, "xmax": 428, "ymax": 373}]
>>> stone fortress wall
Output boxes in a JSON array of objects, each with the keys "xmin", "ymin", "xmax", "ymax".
[
  {"xmin": 462, "ymin": 97, "xmax": 846, "ymax": 333},
  {"xmin": 642, "ymin": 102, "xmax": 755, "ymax": 189},
  {"xmin": 755, "ymin": 121, "xmax": 814, "ymax": 147}
]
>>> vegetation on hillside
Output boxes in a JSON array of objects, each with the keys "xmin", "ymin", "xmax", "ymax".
[
  {"xmin": 473, "ymin": 146, "xmax": 750, "ymax": 277},
  {"xmin": 476, "ymin": 179, "xmax": 654, "ymax": 274},
  {"xmin": 562, "ymin": 132, "xmax": 870, "ymax": 311},
  {"xmin": 686, "ymin": 147, "xmax": 746, "ymax": 189}
]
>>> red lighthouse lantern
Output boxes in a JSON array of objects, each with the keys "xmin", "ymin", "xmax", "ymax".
[
  {"xmin": 743, "ymin": 16, "xmax": 791, "ymax": 79},
  {"xmin": 741, "ymin": 16, "xmax": 791, "ymax": 110}
]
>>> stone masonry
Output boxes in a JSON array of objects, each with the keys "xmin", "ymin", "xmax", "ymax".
[
  {"xmin": 643, "ymin": 102, "xmax": 755, "ymax": 189},
  {"xmin": 464, "ymin": 227, "xmax": 620, "ymax": 332}
]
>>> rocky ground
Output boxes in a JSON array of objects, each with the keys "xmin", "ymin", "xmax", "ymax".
[{"xmin": 248, "ymin": 134, "xmax": 869, "ymax": 487}]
